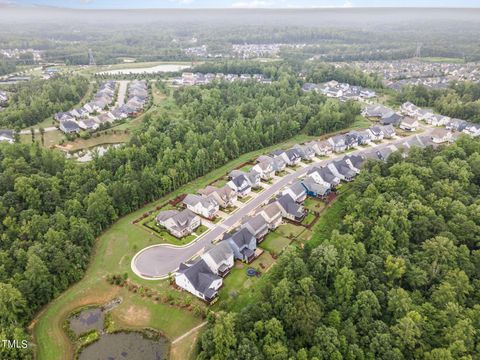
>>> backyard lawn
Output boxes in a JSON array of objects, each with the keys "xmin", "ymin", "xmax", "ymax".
[
  {"xmin": 301, "ymin": 212, "xmax": 316, "ymax": 226},
  {"xmin": 260, "ymin": 232, "xmax": 292, "ymax": 255},
  {"xmin": 213, "ymin": 252, "xmax": 275, "ymax": 312},
  {"xmin": 304, "ymin": 197, "xmax": 327, "ymax": 213}
]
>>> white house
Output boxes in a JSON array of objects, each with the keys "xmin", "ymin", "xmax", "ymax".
[
  {"xmin": 182, "ymin": 194, "xmax": 219, "ymax": 219},
  {"xmin": 175, "ymin": 259, "xmax": 223, "ymax": 302},
  {"xmin": 201, "ymin": 242, "xmax": 234, "ymax": 277},
  {"xmin": 252, "ymin": 161, "xmax": 275, "ymax": 180},
  {"xmin": 156, "ymin": 209, "xmax": 201, "ymax": 238},
  {"xmin": 400, "ymin": 117, "xmax": 419, "ymax": 131},
  {"xmin": 431, "ymin": 128, "xmax": 453, "ymax": 144}
]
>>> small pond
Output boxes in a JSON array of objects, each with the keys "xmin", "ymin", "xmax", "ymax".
[
  {"xmin": 78, "ymin": 332, "xmax": 169, "ymax": 360},
  {"xmin": 98, "ymin": 64, "xmax": 190, "ymax": 75},
  {"xmin": 69, "ymin": 308, "xmax": 105, "ymax": 337}
]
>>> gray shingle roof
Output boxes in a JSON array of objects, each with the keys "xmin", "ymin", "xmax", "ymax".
[{"xmin": 177, "ymin": 259, "xmax": 221, "ymax": 296}]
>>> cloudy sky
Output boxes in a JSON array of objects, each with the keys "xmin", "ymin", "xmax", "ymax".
[{"xmin": 5, "ymin": 0, "xmax": 480, "ymax": 8}]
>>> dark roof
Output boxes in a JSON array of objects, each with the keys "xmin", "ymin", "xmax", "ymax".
[
  {"xmin": 177, "ymin": 259, "xmax": 221, "ymax": 296},
  {"xmin": 301, "ymin": 178, "xmax": 330, "ymax": 196},
  {"xmin": 277, "ymin": 194, "xmax": 304, "ymax": 218},
  {"xmin": 226, "ymin": 227, "xmax": 255, "ymax": 249},
  {"xmin": 231, "ymin": 174, "xmax": 250, "ymax": 188},
  {"xmin": 347, "ymin": 154, "xmax": 365, "ymax": 169},
  {"xmin": 379, "ymin": 113, "xmax": 403, "ymax": 126},
  {"xmin": 333, "ymin": 160, "xmax": 356, "ymax": 178}
]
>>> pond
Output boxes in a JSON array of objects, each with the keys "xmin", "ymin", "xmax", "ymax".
[
  {"xmin": 98, "ymin": 64, "xmax": 190, "ymax": 75},
  {"xmin": 69, "ymin": 308, "xmax": 105, "ymax": 337},
  {"xmin": 78, "ymin": 332, "xmax": 169, "ymax": 360}
]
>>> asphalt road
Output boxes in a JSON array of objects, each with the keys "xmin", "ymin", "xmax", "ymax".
[
  {"xmin": 116, "ymin": 80, "xmax": 129, "ymax": 106},
  {"xmin": 132, "ymin": 128, "xmax": 435, "ymax": 279}
]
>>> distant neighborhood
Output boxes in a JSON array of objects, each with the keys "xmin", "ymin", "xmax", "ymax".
[
  {"xmin": 302, "ymin": 80, "xmax": 377, "ymax": 102},
  {"xmin": 172, "ymin": 72, "xmax": 272, "ymax": 86},
  {"xmin": 55, "ymin": 80, "xmax": 149, "ymax": 134}
]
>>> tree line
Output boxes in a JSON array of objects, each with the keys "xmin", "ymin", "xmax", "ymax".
[
  {"xmin": 197, "ymin": 136, "xmax": 480, "ymax": 360},
  {"xmin": 0, "ymin": 75, "xmax": 89, "ymax": 129}
]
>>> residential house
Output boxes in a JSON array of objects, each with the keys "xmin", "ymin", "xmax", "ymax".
[
  {"xmin": 201, "ymin": 242, "xmax": 234, "ymax": 277},
  {"xmin": 306, "ymin": 166, "xmax": 340, "ymax": 189},
  {"xmin": 401, "ymin": 102, "xmax": 421, "ymax": 117},
  {"xmin": 446, "ymin": 118, "xmax": 468, "ymax": 132},
  {"xmin": 252, "ymin": 161, "xmax": 275, "ymax": 180},
  {"xmin": 463, "ymin": 123, "xmax": 480, "ymax": 137},
  {"xmin": 285, "ymin": 148, "xmax": 302, "ymax": 166},
  {"xmin": 227, "ymin": 173, "xmax": 252, "ymax": 197},
  {"xmin": 356, "ymin": 130, "xmax": 372, "ymax": 145},
  {"xmin": 175, "ymin": 259, "xmax": 222, "ymax": 302},
  {"xmin": 198, "ymin": 185, "xmax": 237, "ymax": 208},
  {"xmin": 362, "ymin": 104, "xmax": 394, "ymax": 119},
  {"xmin": 328, "ymin": 135, "xmax": 347, "ymax": 153},
  {"xmin": 380, "ymin": 125, "xmax": 396, "ymax": 139},
  {"xmin": 183, "ymin": 194, "xmax": 219, "ymax": 219},
  {"xmin": 400, "ymin": 117, "xmax": 419, "ymax": 131},
  {"xmin": 242, "ymin": 214, "xmax": 269, "ymax": 242},
  {"xmin": 344, "ymin": 154, "xmax": 365, "ymax": 173},
  {"xmin": 282, "ymin": 181, "xmax": 307, "ymax": 203},
  {"xmin": 379, "ymin": 113, "xmax": 403, "ymax": 126},
  {"xmin": 317, "ymin": 140, "xmax": 333, "ymax": 156},
  {"xmin": 78, "ymin": 118, "xmax": 99, "ymax": 130},
  {"xmin": 328, "ymin": 159, "xmax": 357, "ymax": 182},
  {"xmin": 224, "ymin": 228, "xmax": 257, "ymax": 263},
  {"xmin": 431, "ymin": 128, "xmax": 453, "ymax": 144},
  {"xmin": 293, "ymin": 144, "xmax": 316, "ymax": 161},
  {"xmin": 345, "ymin": 133, "xmax": 359, "ymax": 148},
  {"xmin": 259, "ymin": 202, "xmax": 283, "ymax": 229},
  {"xmin": 0, "ymin": 129, "xmax": 14, "ymax": 143},
  {"xmin": 59, "ymin": 120, "xmax": 80, "ymax": 134},
  {"xmin": 276, "ymin": 194, "xmax": 305, "ymax": 222},
  {"xmin": 258, "ymin": 155, "xmax": 286, "ymax": 172},
  {"xmin": 368, "ymin": 126, "xmax": 384, "ymax": 141},
  {"xmin": 156, "ymin": 209, "xmax": 201, "ymax": 238},
  {"xmin": 301, "ymin": 178, "xmax": 331, "ymax": 199}
]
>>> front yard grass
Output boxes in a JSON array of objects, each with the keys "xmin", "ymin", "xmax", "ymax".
[
  {"xmin": 195, "ymin": 225, "xmax": 209, "ymax": 236},
  {"xmin": 252, "ymin": 187, "xmax": 264, "ymax": 193},
  {"xmin": 239, "ymin": 195, "xmax": 252, "ymax": 203}
]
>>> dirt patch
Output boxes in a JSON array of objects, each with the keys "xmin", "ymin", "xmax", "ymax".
[{"xmin": 114, "ymin": 305, "xmax": 151, "ymax": 327}]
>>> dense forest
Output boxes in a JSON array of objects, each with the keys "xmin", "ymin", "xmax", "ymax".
[
  {"xmin": 0, "ymin": 76, "xmax": 89, "ymax": 129},
  {"xmin": 197, "ymin": 136, "xmax": 480, "ymax": 360},
  {"xmin": 394, "ymin": 82, "xmax": 480, "ymax": 123},
  {"xmin": 0, "ymin": 58, "xmax": 17, "ymax": 76},
  {"xmin": 0, "ymin": 77, "xmax": 359, "ymax": 359}
]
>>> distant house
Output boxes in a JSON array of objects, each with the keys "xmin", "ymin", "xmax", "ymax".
[
  {"xmin": 431, "ymin": 128, "xmax": 453, "ymax": 144},
  {"xmin": 380, "ymin": 125, "xmax": 396, "ymax": 139},
  {"xmin": 242, "ymin": 214, "xmax": 269, "ymax": 242},
  {"xmin": 284, "ymin": 148, "xmax": 302, "ymax": 166},
  {"xmin": 0, "ymin": 129, "xmax": 14, "ymax": 144},
  {"xmin": 328, "ymin": 159, "xmax": 357, "ymax": 182},
  {"xmin": 227, "ymin": 174, "xmax": 252, "ymax": 197},
  {"xmin": 368, "ymin": 126, "xmax": 384, "ymax": 142},
  {"xmin": 259, "ymin": 202, "xmax": 283, "ymax": 229},
  {"xmin": 328, "ymin": 135, "xmax": 347, "ymax": 153},
  {"xmin": 362, "ymin": 104, "xmax": 394, "ymax": 119},
  {"xmin": 156, "ymin": 209, "xmax": 201, "ymax": 238},
  {"xmin": 198, "ymin": 185, "xmax": 237, "ymax": 208},
  {"xmin": 183, "ymin": 194, "xmax": 219, "ymax": 219},
  {"xmin": 276, "ymin": 194, "xmax": 305, "ymax": 222},
  {"xmin": 344, "ymin": 154, "xmax": 365, "ymax": 173},
  {"xmin": 282, "ymin": 181, "xmax": 307, "ymax": 203},
  {"xmin": 316, "ymin": 140, "xmax": 333, "ymax": 156},
  {"xmin": 401, "ymin": 102, "xmax": 421, "ymax": 117},
  {"xmin": 59, "ymin": 120, "xmax": 80, "ymax": 134},
  {"xmin": 400, "ymin": 117, "xmax": 419, "ymax": 131},
  {"xmin": 252, "ymin": 161, "xmax": 275, "ymax": 180},
  {"xmin": 345, "ymin": 133, "xmax": 359, "ymax": 148},
  {"xmin": 301, "ymin": 178, "xmax": 330, "ymax": 199},
  {"xmin": 463, "ymin": 123, "xmax": 480, "ymax": 137},
  {"xmin": 175, "ymin": 259, "xmax": 223, "ymax": 302},
  {"xmin": 201, "ymin": 242, "xmax": 234, "ymax": 277},
  {"xmin": 258, "ymin": 155, "xmax": 287, "ymax": 172},
  {"xmin": 78, "ymin": 118, "xmax": 99, "ymax": 130},
  {"xmin": 379, "ymin": 113, "xmax": 403, "ymax": 126},
  {"xmin": 446, "ymin": 118, "xmax": 468, "ymax": 132},
  {"xmin": 356, "ymin": 130, "xmax": 372, "ymax": 145},
  {"xmin": 302, "ymin": 83, "xmax": 319, "ymax": 92},
  {"xmin": 224, "ymin": 228, "xmax": 257, "ymax": 263},
  {"xmin": 307, "ymin": 166, "xmax": 340, "ymax": 189},
  {"xmin": 293, "ymin": 144, "xmax": 316, "ymax": 161}
]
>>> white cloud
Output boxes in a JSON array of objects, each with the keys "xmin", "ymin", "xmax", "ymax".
[
  {"xmin": 343, "ymin": 0, "xmax": 353, "ymax": 7},
  {"xmin": 231, "ymin": 0, "xmax": 275, "ymax": 8}
]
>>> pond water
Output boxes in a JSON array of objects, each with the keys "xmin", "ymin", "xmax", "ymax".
[
  {"xmin": 98, "ymin": 64, "xmax": 190, "ymax": 75},
  {"xmin": 69, "ymin": 308, "xmax": 105, "ymax": 337},
  {"xmin": 78, "ymin": 332, "xmax": 169, "ymax": 360}
]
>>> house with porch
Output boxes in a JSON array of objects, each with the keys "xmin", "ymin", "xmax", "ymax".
[
  {"xmin": 156, "ymin": 209, "xmax": 201, "ymax": 238},
  {"xmin": 431, "ymin": 128, "xmax": 453, "ymax": 144},
  {"xmin": 301, "ymin": 178, "xmax": 331, "ymax": 199},
  {"xmin": 227, "ymin": 173, "xmax": 252, "ymax": 197},
  {"xmin": 276, "ymin": 194, "xmax": 305, "ymax": 222},
  {"xmin": 328, "ymin": 159, "xmax": 357, "ymax": 182},
  {"xmin": 259, "ymin": 202, "xmax": 283, "ymax": 229},
  {"xmin": 400, "ymin": 117, "xmax": 419, "ymax": 131},
  {"xmin": 282, "ymin": 181, "xmax": 307, "ymax": 203},
  {"xmin": 252, "ymin": 160, "xmax": 275, "ymax": 180},
  {"xmin": 241, "ymin": 214, "xmax": 269, "ymax": 242},
  {"xmin": 328, "ymin": 135, "xmax": 347, "ymax": 153},
  {"xmin": 201, "ymin": 242, "xmax": 234, "ymax": 277},
  {"xmin": 198, "ymin": 185, "xmax": 237, "ymax": 208},
  {"xmin": 224, "ymin": 228, "xmax": 257, "ymax": 263},
  {"xmin": 183, "ymin": 194, "xmax": 219, "ymax": 219}
]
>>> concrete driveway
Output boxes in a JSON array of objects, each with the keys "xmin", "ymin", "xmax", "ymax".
[{"xmin": 132, "ymin": 128, "xmax": 435, "ymax": 280}]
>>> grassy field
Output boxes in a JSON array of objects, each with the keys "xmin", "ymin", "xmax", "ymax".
[
  {"xmin": 301, "ymin": 212, "xmax": 316, "ymax": 226},
  {"xmin": 418, "ymin": 56, "xmax": 465, "ymax": 64},
  {"xmin": 20, "ymin": 130, "xmax": 65, "ymax": 149},
  {"xmin": 304, "ymin": 198, "xmax": 327, "ymax": 213}
]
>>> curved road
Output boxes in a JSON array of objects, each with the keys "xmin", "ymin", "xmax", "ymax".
[{"xmin": 132, "ymin": 128, "xmax": 435, "ymax": 280}]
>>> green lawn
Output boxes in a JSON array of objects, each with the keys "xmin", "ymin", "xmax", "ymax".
[
  {"xmin": 239, "ymin": 195, "xmax": 252, "ymax": 203},
  {"xmin": 213, "ymin": 252, "xmax": 275, "ymax": 312},
  {"xmin": 276, "ymin": 223, "xmax": 305, "ymax": 238},
  {"xmin": 260, "ymin": 232, "xmax": 292, "ymax": 255},
  {"xmin": 237, "ymin": 164, "xmax": 252, "ymax": 173},
  {"xmin": 195, "ymin": 225, "xmax": 209, "ymax": 236},
  {"xmin": 301, "ymin": 212, "xmax": 316, "ymax": 226},
  {"xmin": 210, "ymin": 177, "xmax": 228, "ymax": 188},
  {"xmin": 304, "ymin": 198, "xmax": 327, "ymax": 213}
]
